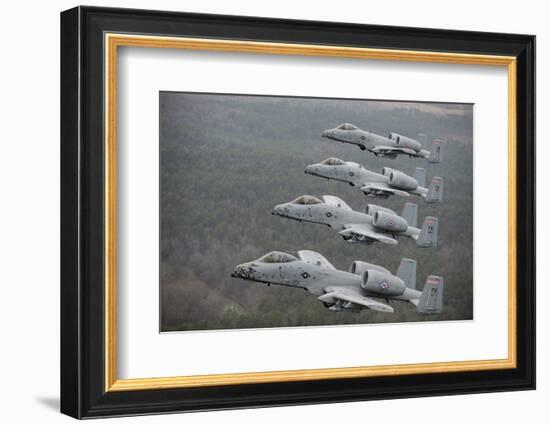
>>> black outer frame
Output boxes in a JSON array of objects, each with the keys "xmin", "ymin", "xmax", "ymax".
[{"xmin": 60, "ymin": 6, "xmax": 535, "ymax": 419}]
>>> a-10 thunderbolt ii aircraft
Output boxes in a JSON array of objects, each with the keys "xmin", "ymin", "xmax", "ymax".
[
  {"xmin": 272, "ymin": 195, "xmax": 438, "ymax": 247},
  {"xmin": 305, "ymin": 158, "xmax": 443, "ymax": 203},
  {"xmin": 231, "ymin": 250, "xmax": 444, "ymax": 314},
  {"xmin": 321, "ymin": 123, "xmax": 443, "ymax": 163}
]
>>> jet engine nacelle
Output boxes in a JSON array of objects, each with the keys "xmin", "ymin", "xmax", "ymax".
[
  {"xmin": 361, "ymin": 269, "xmax": 406, "ymax": 296},
  {"xmin": 381, "ymin": 167, "xmax": 396, "ymax": 177},
  {"xmin": 388, "ymin": 133, "xmax": 422, "ymax": 151},
  {"xmin": 364, "ymin": 204, "xmax": 396, "ymax": 216},
  {"xmin": 373, "ymin": 211, "xmax": 408, "ymax": 233},
  {"xmin": 349, "ymin": 261, "xmax": 389, "ymax": 276},
  {"xmin": 388, "ymin": 170, "xmax": 418, "ymax": 191}
]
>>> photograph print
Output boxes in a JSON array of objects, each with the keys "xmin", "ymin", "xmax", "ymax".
[{"xmin": 160, "ymin": 92, "xmax": 473, "ymax": 332}]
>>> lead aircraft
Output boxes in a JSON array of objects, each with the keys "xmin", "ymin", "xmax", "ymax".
[{"xmin": 231, "ymin": 250, "xmax": 444, "ymax": 314}]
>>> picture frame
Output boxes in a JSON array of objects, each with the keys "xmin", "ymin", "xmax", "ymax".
[{"xmin": 60, "ymin": 5, "xmax": 535, "ymax": 419}]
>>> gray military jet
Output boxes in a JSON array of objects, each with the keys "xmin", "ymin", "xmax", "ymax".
[
  {"xmin": 322, "ymin": 123, "xmax": 443, "ymax": 163},
  {"xmin": 272, "ymin": 195, "xmax": 438, "ymax": 247},
  {"xmin": 305, "ymin": 158, "xmax": 443, "ymax": 203},
  {"xmin": 231, "ymin": 250, "xmax": 443, "ymax": 314}
]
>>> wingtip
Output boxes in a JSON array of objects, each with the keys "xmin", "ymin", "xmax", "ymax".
[
  {"xmin": 378, "ymin": 304, "xmax": 394, "ymax": 313},
  {"xmin": 383, "ymin": 238, "xmax": 399, "ymax": 245}
]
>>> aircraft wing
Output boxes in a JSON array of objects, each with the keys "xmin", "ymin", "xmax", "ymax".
[
  {"xmin": 370, "ymin": 145, "xmax": 417, "ymax": 155},
  {"xmin": 323, "ymin": 287, "xmax": 394, "ymax": 313},
  {"xmin": 340, "ymin": 224, "xmax": 398, "ymax": 245},
  {"xmin": 322, "ymin": 195, "xmax": 352, "ymax": 210},
  {"xmin": 360, "ymin": 183, "xmax": 410, "ymax": 197},
  {"xmin": 297, "ymin": 250, "xmax": 336, "ymax": 270}
]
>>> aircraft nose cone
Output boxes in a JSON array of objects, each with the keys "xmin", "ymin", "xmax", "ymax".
[
  {"xmin": 230, "ymin": 266, "xmax": 240, "ymax": 278},
  {"xmin": 305, "ymin": 165, "xmax": 315, "ymax": 174},
  {"xmin": 271, "ymin": 205, "xmax": 283, "ymax": 216},
  {"xmin": 231, "ymin": 263, "xmax": 251, "ymax": 278}
]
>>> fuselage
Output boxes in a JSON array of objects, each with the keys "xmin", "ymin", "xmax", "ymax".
[
  {"xmin": 271, "ymin": 200, "xmax": 419, "ymax": 239},
  {"xmin": 322, "ymin": 126, "xmax": 392, "ymax": 149},
  {"xmin": 232, "ymin": 258, "xmax": 357, "ymax": 296},
  {"xmin": 322, "ymin": 124, "xmax": 425, "ymax": 157},
  {"xmin": 305, "ymin": 161, "xmax": 386, "ymax": 186},
  {"xmin": 272, "ymin": 201, "xmax": 369, "ymax": 229},
  {"xmin": 231, "ymin": 256, "xmax": 421, "ymax": 303},
  {"xmin": 304, "ymin": 160, "xmax": 427, "ymax": 198}
]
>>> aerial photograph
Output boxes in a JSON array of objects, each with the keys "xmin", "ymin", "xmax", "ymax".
[{"xmin": 159, "ymin": 91, "xmax": 473, "ymax": 332}]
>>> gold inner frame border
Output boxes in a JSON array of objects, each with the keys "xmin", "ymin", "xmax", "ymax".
[{"xmin": 104, "ymin": 33, "xmax": 517, "ymax": 392}]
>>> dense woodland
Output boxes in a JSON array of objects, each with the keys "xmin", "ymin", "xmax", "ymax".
[{"xmin": 159, "ymin": 92, "xmax": 474, "ymax": 332}]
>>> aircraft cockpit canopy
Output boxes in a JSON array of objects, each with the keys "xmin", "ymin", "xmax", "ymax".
[
  {"xmin": 257, "ymin": 251, "xmax": 298, "ymax": 263},
  {"xmin": 292, "ymin": 195, "xmax": 323, "ymax": 205},
  {"xmin": 336, "ymin": 123, "xmax": 358, "ymax": 131},
  {"xmin": 320, "ymin": 157, "xmax": 346, "ymax": 166}
]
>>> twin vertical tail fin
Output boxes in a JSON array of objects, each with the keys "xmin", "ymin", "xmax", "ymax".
[
  {"xmin": 397, "ymin": 258, "xmax": 417, "ymax": 290},
  {"xmin": 401, "ymin": 202, "xmax": 418, "ymax": 228},
  {"xmin": 412, "ymin": 167, "xmax": 426, "ymax": 188},
  {"xmin": 416, "ymin": 216, "xmax": 438, "ymax": 247},
  {"xmin": 426, "ymin": 176, "xmax": 444, "ymax": 203},
  {"xmin": 417, "ymin": 134, "xmax": 427, "ymax": 148},
  {"xmin": 428, "ymin": 139, "xmax": 443, "ymax": 163},
  {"xmin": 416, "ymin": 275, "xmax": 444, "ymax": 314}
]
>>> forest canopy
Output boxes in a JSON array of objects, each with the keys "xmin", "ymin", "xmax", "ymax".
[{"xmin": 159, "ymin": 92, "xmax": 473, "ymax": 332}]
